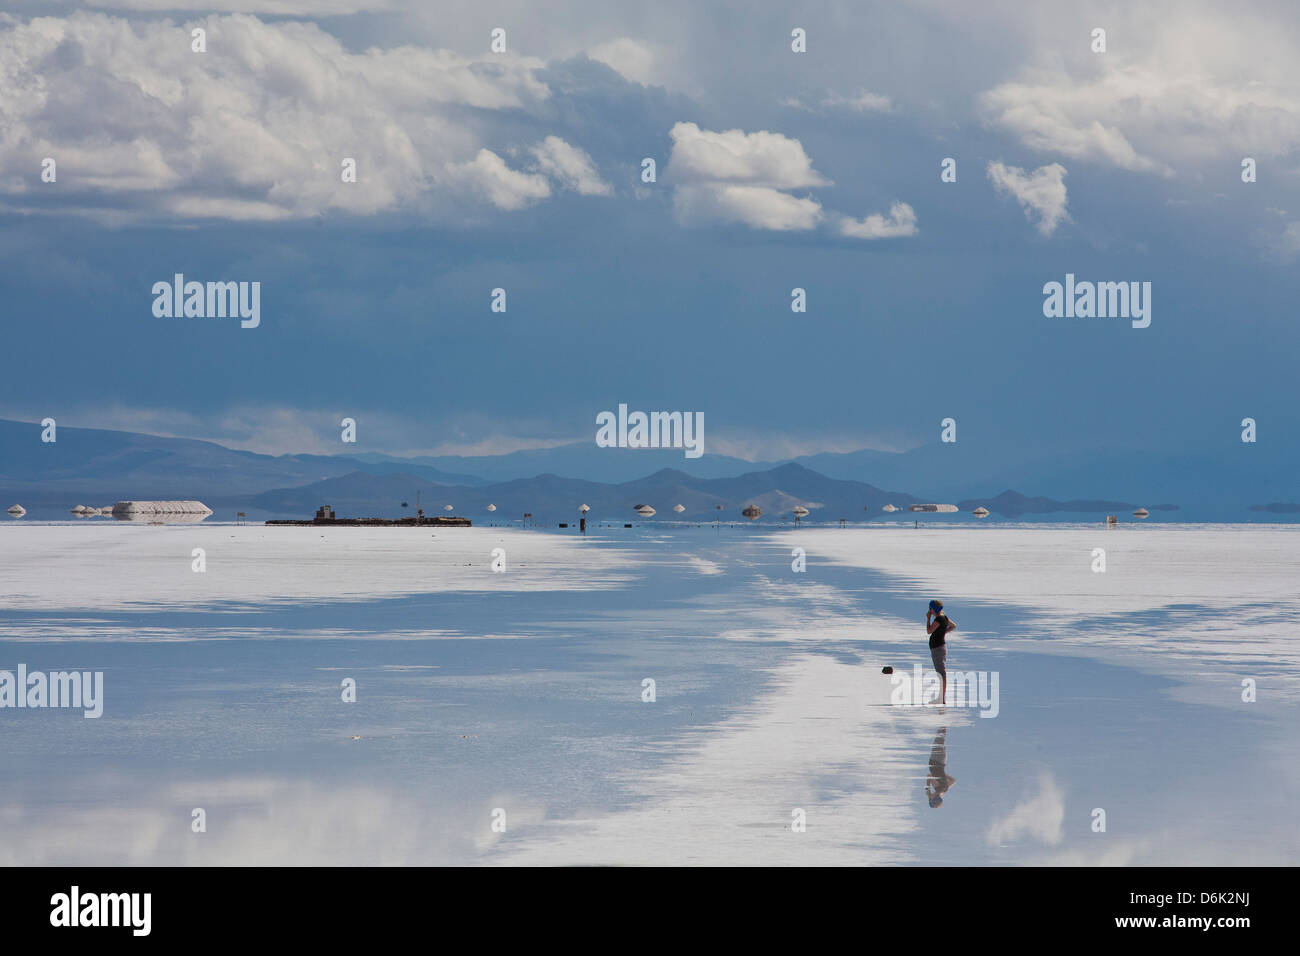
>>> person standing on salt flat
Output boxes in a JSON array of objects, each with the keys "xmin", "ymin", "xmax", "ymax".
[{"xmin": 926, "ymin": 599, "xmax": 956, "ymax": 705}]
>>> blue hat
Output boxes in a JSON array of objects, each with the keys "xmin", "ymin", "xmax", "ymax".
[{"xmin": 929, "ymin": 599, "xmax": 943, "ymax": 611}]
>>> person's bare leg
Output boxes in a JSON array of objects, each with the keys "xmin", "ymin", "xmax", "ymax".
[{"xmin": 941, "ymin": 675, "xmax": 947, "ymax": 705}]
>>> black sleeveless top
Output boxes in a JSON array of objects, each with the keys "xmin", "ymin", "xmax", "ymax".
[{"xmin": 929, "ymin": 614, "xmax": 950, "ymax": 649}]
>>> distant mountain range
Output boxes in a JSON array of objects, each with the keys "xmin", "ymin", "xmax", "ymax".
[
  {"xmin": 0, "ymin": 418, "xmax": 1292, "ymax": 521},
  {"xmin": 0, "ymin": 419, "xmax": 483, "ymax": 500},
  {"xmin": 249, "ymin": 463, "xmax": 919, "ymax": 522},
  {"xmin": 342, "ymin": 438, "xmax": 1299, "ymax": 511},
  {"xmin": 247, "ymin": 466, "xmax": 1173, "ymax": 522}
]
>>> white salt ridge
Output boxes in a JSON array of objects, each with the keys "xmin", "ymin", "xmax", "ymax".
[
  {"xmin": 0, "ymin": 526, "xmax": 639, "ymax": 621},
  {"xmin": 112, "ymin": 500, "xmax": 213, "ymax": 515}
]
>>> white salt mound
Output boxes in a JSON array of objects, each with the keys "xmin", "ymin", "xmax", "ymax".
[{"xmin": 111, "ymin": 500, "xmax": 214, "ymax": 516}]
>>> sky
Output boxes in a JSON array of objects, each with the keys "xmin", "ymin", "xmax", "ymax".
[{"xmin": 2, "ymin": 0, "xmax": 1299, "ymax": 470}]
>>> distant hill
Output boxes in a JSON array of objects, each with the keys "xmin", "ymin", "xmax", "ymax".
[
  {"xmin": 355, "ymin": 441, "xmax": 767, "ymax": 484},
  {"xmin": 958, "ymin": 490, "xmax": 1138, "ymax": 518},
  {"xmin": 0, "ymin": 419, "xmax": 485, "ymax": 503},
  {"xmin": 791, "ymin": 442, "xmax": 1297, "ymax": 518}
]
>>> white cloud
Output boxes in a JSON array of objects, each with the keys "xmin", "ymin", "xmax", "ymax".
[
  {"xmin": 979, "ymin": 9, "xmax": 1300, "ymax": 176},
  {"xmin": 667, "ymin": 121, "xmax": 831, "ymax": 231},
  {"xmin": 987, "ymin": 161, "xmax": 1069, "ymax": 236},
  {"xmin": 0, "ymin": 402, "xmax": 586, "ymax": 459},
  {"xmin": 450, "ymin": 149, "xmax": 551, "ymax": 210},
  {"xmin": 587, "ymin": 37, "xmax": 655, "ymax": 86},
  {"xmin": 530, "ymin": 136, "xmax": 612, "ymax": 196},
  {"xmin": 667, "ymin": 121, "xmax": 918, "ymax": 238},
  {"xmin": 0, "ymin": 12, "xmax": 590, "ymax": 221},
  {"xmin": 781, "ymin": 90, "xmax": 892, "ymax": 114},
  {"xmin": 0, "ymin": 775, "xmax": 500, "ymax": 866},
  {"xmin": 708, "ymin": 430, "xmax": 912, "ymax": 461},
  {"xmin": 165, "ymin": 196, "xmax": 296, "ymax": 221},
  {"xmin": 673, "ymin": 183, "xmax": 821, "ymax": 231},
  {"xmin": 837, "ymin": 201, "xmax": 917, "ymax": 239},
  {"xmin": 986, "ymin": 772, "xmax": 1065, "ymax": 846},
  {"xmin": 83, "ymin": 0, "xmax": 389, "ymax": 10},
  {"xmin": 414, "ymin": 435, "xmax": 578, "ymax": 458},
  {"xmin": 982, "ymin": 76, "xmax": 1167, "ymax": 174},
  {"xmin": 668, "ymin": 121, "xmax": 829, "ymax": 190},
  {"xmin": 821, "ymin": 89, "xmax": 892, "ymax": 113}
]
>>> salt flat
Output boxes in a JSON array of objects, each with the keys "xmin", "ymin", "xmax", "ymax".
[{"xmin": 0, "ymin": 523, "xmax": 1295, "ymax": 865}]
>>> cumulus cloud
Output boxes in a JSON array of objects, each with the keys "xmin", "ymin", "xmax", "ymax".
[
  {"xmin": 668, "ymin": 121, "xmax": 829, "ymax": 190},
  {"xmin": 837, "ymin": 201, "xmax": 917, "ymax": 239},
  {"xmin": 670, "ymin": 121, "xmax": 915, "ymax": 239},
  {"xmin": 986, "ymin": 772, "xmax": 1065, "ymax": 846},
  {"xmin": 0, "ymin": 12, "xmax": 602, "ymax": 221},
  {"xmin": 666, "ymin": 121, "xmax": 917, "ymax": 238},
  {"xmin": 587, "ymin": 37, "xmax": 656, "ymax": 86},
  {"xmin": 673, "ymin": 183, "xmax": 821, "ymax": 231},
  {"xmin": 450, "ymin": 149, "xmax": 551, "ymax": 210},
  {"xmin": 666, "ymin": 121, "xmax": 828, "ymax": 230},
  {"xmin": 980, "ymin": 9, "xmax": 1300, "ymax": 176},
  {"xmin": 982, "ymin": 76, "xmax": 1167, "ymax": 174},
  {"xmin": 530, "ymin": 135, "xmax": 612, "ymax": 196},
  {"xmin": 987, "ymin": 161, "xmax": 1069, "ymax": 235}
]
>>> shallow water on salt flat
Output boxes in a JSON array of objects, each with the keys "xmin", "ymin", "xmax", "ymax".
[{"xmin": 0, "ymin": 524, "xmax": 1294, "ymax": 865}]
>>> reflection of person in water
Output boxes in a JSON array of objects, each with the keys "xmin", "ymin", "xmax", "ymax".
[{"xmin": 926, "ymin": 727, "xmax": 956, "ymax": 808}]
